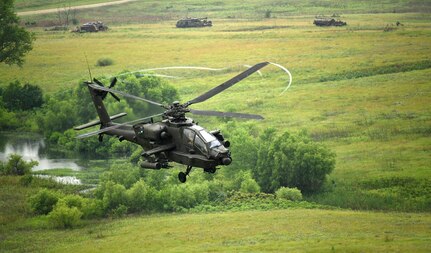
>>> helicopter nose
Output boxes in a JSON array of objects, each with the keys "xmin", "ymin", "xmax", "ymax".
[{"xmin": 222, "ymin": 157, "xmax": 232, "ymax": 165}]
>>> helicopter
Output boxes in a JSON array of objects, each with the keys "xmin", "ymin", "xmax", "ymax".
[{"xmin": 74, "ymin": 62, "xmax": 271, "ymax": 183}]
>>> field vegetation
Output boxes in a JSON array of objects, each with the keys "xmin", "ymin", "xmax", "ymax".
[{"xmin": 0, "ymin": 0, "xmax": 430, "ymax": 252}]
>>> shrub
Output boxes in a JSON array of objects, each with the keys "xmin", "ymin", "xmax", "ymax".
[
  {"xmin": 265, "ymin": 10, "xmax": 272, "ymax": 18},
  {"xmin": 48, "ymin": 201, "xmax": 82, "ymax": 229},
  {"xmin": 100, "ymin": 163, "xmax": 140, "ymax": 189},
  {"xmin": 29, "ymin": 189, "xmax": 61, "ymax": 215},
  {"xmin": 81, "ymin": 198, "xmax": 104, "ymax": 219},
  {"xmin": 102, "ymin": 181, "xmax": 127, "ymax": 210},
  {"xmin": 1, "ymin": 154, "xmax": 38, "ymax": 175},
  {"xmin": 276, "ymin": 187, "xmax": 303, "ymax": 201},
  {"xmin": 62, "ymin": 194, "xmax": 84, "ymax": 209},
  {"xmin": 96, "ymin": 58, "xmax": 114, "ymax": 67},
  {"xmin": 240, "ymin": 178, "xmax": 261, "ymax": 193},
  {"xmin": 126, "ymin": 180, "xmax": 158, "ymax": 212},
  {"xmin": 253, "ymin": 129, "xmax": 336, "ymax": 194},
  {"xmin": 111, "ymin": 204, "xmax": 128, "ymax": 218}
]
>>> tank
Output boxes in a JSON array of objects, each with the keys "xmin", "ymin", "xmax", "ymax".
[
  {"xmin": 176, "ymin": 17, "xmax": 212, "ymax": 28},
  {"xmin": 313, "ymin": 18, "xmax": 346, "ymax": 27},
  {"xmin": 79, "ymin": 21, "xmax": 108, "ymax": 32}
]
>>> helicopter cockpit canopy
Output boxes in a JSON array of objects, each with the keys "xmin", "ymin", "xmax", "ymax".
[{"xmin": 183, "ymin": 125, "xmax": 223, "ymax": 155}]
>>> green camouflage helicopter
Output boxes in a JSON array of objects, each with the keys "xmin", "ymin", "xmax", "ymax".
[{"xmin": 75, "ymin": 62, "xmax": 272, "ymax": 183}]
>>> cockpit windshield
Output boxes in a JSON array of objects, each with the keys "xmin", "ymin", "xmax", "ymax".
[
  {"xmin": 200, "ymin": 130, "xmax": 222, "ymax": 148},
  {"xmin": 188, "ymin": 125, "xmax": 222, "ymax": 149}
]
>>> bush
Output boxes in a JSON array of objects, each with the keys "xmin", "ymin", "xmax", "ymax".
[
  {"xmin": 1, "ymin": 154, "xmax": 38, "ymax": 175},
  {"xmin": 29, "ymin": 189, "xmax": 61, "ymax": 215},
  {"xmin": 126, "ymin": 180, "xmax": 158, "ymax": 212},
  {"xmin": 111, "ymin": 204, "xmax": 128, "ymax": 218},
  {"xmin": 276, "ymin": 187, "xmax": 303, "ymax": 201},
  {"xmin": 48, "ymin": 201, "xmax": 82, "ymax": 229},
  {"xmin": 253, "ymin": 129, "xmax": 336, "ymax": 194},
  {"xmin": 265, "ymin": 10, "xmax": 272, "ymax": 18},
  {"xmin": 81, "ymin": 198, "xmax": 104, "ymax": 219},
  {"xmin": 102, "ymin": 181, "xmax": 127, "ymax": 210},
  {"xmin": 96, "ymin": 58, "xmax": 114, "ymax": 67},
  {"xmin": 240, "ymin": 178, "xmax": 261, "ymax": 193}
]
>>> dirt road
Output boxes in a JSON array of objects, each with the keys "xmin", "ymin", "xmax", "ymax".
[{"xmin": 17, "ymin": 0, "xmax": 137, "ymax": 16}]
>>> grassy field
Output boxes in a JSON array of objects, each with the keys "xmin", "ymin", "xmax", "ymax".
[
  {"xmin": 1, "ymin": 1, "xmax": 431, "ymax": 251},
  {"xmin": 1, "ymin": 10, "xmax": 430, "ymax": 211},
  {"xmin": 1, "ymin": 176, "xmax": 430, "ymax": 252}
]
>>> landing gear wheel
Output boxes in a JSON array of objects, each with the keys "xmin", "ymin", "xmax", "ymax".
[
  {"xmin": 178, "ymin": 165, "xmax": 192, "ymax": 183},
  {"xmin": 178, "ymin": 172, "xmax": 187, "ymax": 183}
]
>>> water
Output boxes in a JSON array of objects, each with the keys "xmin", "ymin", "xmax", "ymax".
[{"xmin": 0, "ymin": 133, "xmax": 84, "ymax": 184}]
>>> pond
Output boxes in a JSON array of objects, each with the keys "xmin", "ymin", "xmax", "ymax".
[{"xmin": 0, "ymin": 132, "xmax": 84, "ymax": 184}]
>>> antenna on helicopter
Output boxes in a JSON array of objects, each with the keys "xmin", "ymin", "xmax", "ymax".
[{"xmin": 84, "ymin": 53, "xmax": 92, "ymax": 82}]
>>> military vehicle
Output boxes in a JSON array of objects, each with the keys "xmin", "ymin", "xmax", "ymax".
[
  {"xmin": 176, "ymin": 17, "xmax": 212, "ymax": 28},
  {"xmin": 313, "ymin": 18, "xmax": 346, "ymax": 27},
  {"xmin": 76, "ymin": 21, "xmax": 108, "ymax": 32}
]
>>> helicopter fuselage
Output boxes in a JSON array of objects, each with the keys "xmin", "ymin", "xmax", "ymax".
[{"xmin": 103, "ymin": 117, "xmax": 232, "ymax": 172}]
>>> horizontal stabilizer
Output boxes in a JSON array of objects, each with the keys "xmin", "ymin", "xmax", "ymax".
[{"xmin": 73, "ymin": 112, "xmax": 128, "ymax": 130}]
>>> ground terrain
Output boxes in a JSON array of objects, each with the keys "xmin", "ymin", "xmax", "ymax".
[{"xmin": 0, "ymin": 0, "xmax": 430, "ymax": 252}]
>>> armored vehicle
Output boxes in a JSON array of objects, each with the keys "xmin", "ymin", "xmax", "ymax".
[
  {"xmin": 313, "ymin": 18, "xmax": 346, "ymax": 27},
  {"xmin": 79, "ymin": 21, "xmax": 108, "ymax": 32},
  {"xmin": 176, "ymin": 17, "xmax": 212, "ymax": 28}
]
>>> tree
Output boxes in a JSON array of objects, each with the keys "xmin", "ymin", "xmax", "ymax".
[
  {"xmin": 2, "ymin": 81, "xmax": 43, "ymax": 111},
  {"xmin": 253, "ymin": 130, "xmax": 336, "ymax": 194},
  {"xmin": 0, "ymin": 0, "xmax": 35, "ymax": 67}
]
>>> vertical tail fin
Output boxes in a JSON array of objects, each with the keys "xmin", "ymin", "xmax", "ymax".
[{"xmin": 86, "ymin": 82, "xmax": 112, "ymax": 126}]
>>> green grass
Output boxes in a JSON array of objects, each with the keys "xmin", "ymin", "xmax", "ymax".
[
  {"xmin": 1, "ymin": 208, "xmax": 430, "ymax": 252},
  {"xmin": 15, "ymin": 0, "xmax": 431, "ymax": 18},
  {"xmin": 2, "ymin": 11, "xmax": 430, "ymax": 212}
]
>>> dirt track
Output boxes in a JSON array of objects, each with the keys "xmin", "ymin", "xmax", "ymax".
[{"xmin": 17, "ymin": 0, "xmax": 136, "ymax": 16}]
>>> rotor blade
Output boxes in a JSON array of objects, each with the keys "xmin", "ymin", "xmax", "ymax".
[
  {"xmin": 189, "ymin": 109, "xmax": 264, "ymax": 120},
  {"xmin": 93, "ymin": 78, "xmax": 104, "ymax": 86},
  {"xmin": 76, "ymin": 113, "xmax": 164, "ymax": 139},
  {"xmin": 185, "ymin": 62, "xmax": 269, "ymax": 106},
  {"xmin": 88, "ymin": 83, "xmax": 166, "ymax": 108},
  {"xmin": 109, "ymin": 77, "xmax": 117, "ymax": 88},
  {"xmin": 110, "ymin": 92, "xmax": 121, "ymax": 102}
]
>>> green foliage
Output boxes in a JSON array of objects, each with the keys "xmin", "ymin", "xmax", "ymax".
[
  {"xmin": 48, "ymin": 200, "xmax": 82, "ymax": 229},
  {"xmin": 0, "ymin": 154, "xmax": 38, "ymax": 175},
  {"xmin": 29, "ymin": 189, "xmax": 61, "ymax": 215},
  {"xmin": 0, "ymin": 107, "xmax": 19, "ymax": 130},
  {"xmin": 191, "ymin": 191, "xmax": 325, "ymax": 213},
  {"xmin": 100, "ymin": 163, "xmax": 140, "ymax": 189},
  {"xmin": 96, "ymin": 58, "xmax": 114, "ymax": 67},
  {"xmin": 111, "ymin": 204, "xmax": 128, "ymax": 218},
  {"xmin": 1, "ymin": 81, "xmax": 44, "ymax": 111},
  {"xmin": 240, "ymin": 177, "xmax": 260, "ymax": 193},
  {"xmin": 265, "ymin": 10, "xmax": 272, "ymax": 18},
  {"xmin": 276, "ymin": 187, "xmax": 303, "ymax": 201},
  {"xmin": 0, "ymin": 0, "xmax": 35, "ymax": 67},
  {"xmin": 253, "ymin": 129, "xmax": 336, "ymax": 194},
  {"xmin": 81, "ymin": 198, "xmax": 104, "ymax": 219},
  {"xmin": 102, "ymin": 181, "xmax": 127, "ymax": 210},
  {"xmin": 19, "ymin": 174, "xmax": 33, "ymax": 186},
  {"xmin": 126, "ymin": 179, "xmax": 158, "ymax": 213},
  {"xmin": 319, "ymin": 60, "xmax": 431, "ymax": 83}
]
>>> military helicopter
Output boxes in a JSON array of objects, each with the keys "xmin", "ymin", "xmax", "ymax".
[{"xmin": 74, "ymin": 62, "xmax": 270, "ymax": 183}]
